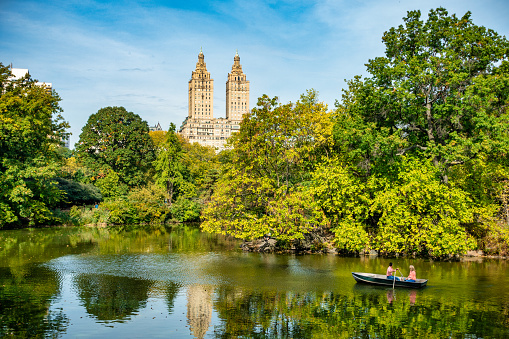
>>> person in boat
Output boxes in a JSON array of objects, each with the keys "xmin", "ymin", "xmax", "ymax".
[
  {"xmin": 404, "ymin": 265, "xmax": 417, "ymax": 282},
  {"xmin": 386, "ymin": 262, "xmax": 399, "ymax": 280}
]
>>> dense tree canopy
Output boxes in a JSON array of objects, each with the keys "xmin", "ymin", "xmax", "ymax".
[
  {"xmin": 200, "ymin": 8, "xmax": 509, "ymax": 257},
  {"xmin": 202, "ymin": 90, "xmax": 333, "ymax": 241},
  {"xmin": 76, "ymin": 106, "xmax": 156, "ymax": 189},
  {"xmin": 3, "ymin": 8, "xmax": 508, "ymax": 258},
  {"xmin": 154, "ymin": 123, "xmax": 185, "ymax": 206},
  {"xmin": 319, "ymin": 8, "xmax": 509, "ymax": 256},
  {"xmin": 0, "ymin": 62, "xmax": 69, "ymax": 226},
  {"xmin": 336, "ymin": 8, "xmax": 509, "ymax": 182}
]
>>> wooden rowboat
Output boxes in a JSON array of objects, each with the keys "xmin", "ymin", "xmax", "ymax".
[{"xmin": 352, "ymin": 272, "xmax": 428, "ymax": 288}]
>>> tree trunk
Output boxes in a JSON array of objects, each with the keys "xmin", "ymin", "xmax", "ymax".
[{"xmin": 167, "ymin": 181, "xmax": 174, "ymax": 207}]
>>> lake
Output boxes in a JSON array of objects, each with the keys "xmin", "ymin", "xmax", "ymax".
[{"xmin": 0, "ymin": 226, "xmax": 508, "ymax": 338}]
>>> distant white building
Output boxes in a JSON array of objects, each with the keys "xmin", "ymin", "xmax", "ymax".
[
  {"xmin": 9, "ymin": 66, "xmax": 53, "ymax": 93},
  {"xmin": 9, "ymin": 65, "xmax": 69, "ymax": 148},
  {"xmin": 149, "ymin": 122, "xmax": 163, "ymax": 132}
]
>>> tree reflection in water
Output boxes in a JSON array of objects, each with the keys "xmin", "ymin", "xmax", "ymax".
[
  {"xmin": 211, "ymin": 285, "xmax": 509, "ymax": 338},
  {"xmin": 1, "ymin": 226, "xmax": 509, "ymax": 338},
  {"xmin": 75, "ymin": 274, "xmax": 152, "ymax": 322},
  {"xmin": 0, "ymin": 264, "xmax": 68, "ymax": 337}
]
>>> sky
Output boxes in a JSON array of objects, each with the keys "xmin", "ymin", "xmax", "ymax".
[{"xmin": 1, "ymin": 0, "xmax": 508, "ymax": 148}]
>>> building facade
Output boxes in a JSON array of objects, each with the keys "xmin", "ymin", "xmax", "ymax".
[
  {"xmin": 188, "ymin": 48, "xmax": 214, "ymax": 120},
  {"xmin": 9, "ymin": 66, "xmax": 53, "ymax": 93},
  {"xmin": 226, "ymin": 51, "xmax": 250, "ymax": 121},
  {"xmin": 179, "ymin": 50, "xmax": 249, "ymax": 151}
]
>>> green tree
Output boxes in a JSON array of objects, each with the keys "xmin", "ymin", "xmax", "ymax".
[
  {"xmin": 0, "ymin": 62, "xmax": 69, "ymax": 227},
  {"xmin": 76, "ymin": 106, "xmax": 155, "ymax": 189},
  {"xmin": 181, "ymin": 138, "xmax": 221, "ymax": 204},
  {"xmin": 202, "ymin": 90, "xmax": 333, "ymax": 241},
  {"xmin": 55, "ymin": 177, "xmax": 102, "ymax": 206},
  {"xmin": 95, "ymin": 169, "xmax": 125, "ymax": 198},
  {"xmin": 338, "ymin": 8, "xmax": 509, "ymax": 182},
  {"xmin": 322, "ymin": 8, "xmax": 509, "ymax": 256},
  {"xmin": 154, "ymin": 123, "xmax": 186, "ymax": 206}
]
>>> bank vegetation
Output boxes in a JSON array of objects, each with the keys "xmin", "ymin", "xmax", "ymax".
[{"xmin": 1, "ymin": 8, "xmax": 508, "ymax": 258}]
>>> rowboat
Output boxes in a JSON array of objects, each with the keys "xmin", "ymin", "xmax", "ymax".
[{"xmin": 352, "ymin": 272, "xmax": 428, "ymax": 288}]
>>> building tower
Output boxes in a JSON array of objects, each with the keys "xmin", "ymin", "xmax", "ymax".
[
  {"xmin": 225, "ymin": 50, "xmax": 249, "ymax": 121},
  {"xmin": 189, "ymin": 48, "xmax": 214, "ymax": 119}
]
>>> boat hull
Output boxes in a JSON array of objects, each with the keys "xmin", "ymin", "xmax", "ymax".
[{"xmin": 352, "ymin": 272, "xmax": 428, "ymax": 288}]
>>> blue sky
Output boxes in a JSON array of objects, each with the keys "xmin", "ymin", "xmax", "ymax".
[{"xmin": 1, "ymin": 0, "xmax": 508, "ymax": 148}]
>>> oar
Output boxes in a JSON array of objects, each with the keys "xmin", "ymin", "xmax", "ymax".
[
  {"xmin": 393, "ymin": 270, "xmax": 396, "ymax": 289},
  {"xmin": 399, "ymin": 269, "xmax": 405, "ymax": 281}
]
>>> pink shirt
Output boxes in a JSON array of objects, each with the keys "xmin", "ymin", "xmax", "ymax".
[
  {"xmin": 386, "ymin": 266, "xmax": 396, "ymax": 276},
  {"xmin": 408, "ymin": 271, "xmax": 416, "ymax": 280}
]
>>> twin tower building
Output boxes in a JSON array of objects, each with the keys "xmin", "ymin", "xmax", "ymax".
[{"xmin": 178, "ymin": 49, "xmax": 250, "ymax": 151}]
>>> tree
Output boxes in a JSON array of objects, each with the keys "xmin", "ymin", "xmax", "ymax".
[
  {"xmin": 149, "ymin": 130, "xmax": 167, "ymax": 149},
  {"xmin": 180, "ymin": 138, "xmax": 221, "ymax": 204},
  {"xmin": 55, "ymin": 177, "xmax": 102, "ymax": 206},
  {"xmin": 202, "ymin": 90, "xmax": 333, "ymax": 241},
  {"xmin": 323, "ymin": 8, "xmax": 509, "ymax": 256},
  {"xmin": 0, "ymin": 62, "xmax": 69, "ymax": 227},
  {"xmin": 76, "ymin": 106, "xmax": 156, "ymax": 189},
  {"xmin": 154, "ymin": 123, "xmax": 185, "ymax": 206},
  {"xmin": 338, "ymin": 8, "xmax": 509, "ymax": 182}
]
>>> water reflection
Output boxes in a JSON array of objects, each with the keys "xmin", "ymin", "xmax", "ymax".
[
  {"xmin": 0, "ymin": 264, "xmax": 68, "ymax": 337},
  {"xmin": 187, "ymin": 285, "xmax": 213, "ymax": 339},
  {"xmin": 75, "ymin": 274, "xmax": 153, "ymax": 322},
  {"xmin": 0, "ymin": 226, "xmax": 509, "ymax": 338}
]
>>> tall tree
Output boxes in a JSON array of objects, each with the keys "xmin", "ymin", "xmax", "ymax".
[
  {"xmin": 322, "ymin": 8, "xmax": 509, "ymax": 256},
  {"xmin": 0, "ymin": 62, "xmax": 69, "ymax": 226},
  {"xmin": 76, "ymin": 106, "xmax": 155, "ymax": 189},
  {"xmin": 154, "ymin": 123, "xmax": 185, "ymax": 206},
  {"xmin": 202, "ymin": 90, "xmax": 333, "ymax": 241},
  {"xmin": 337, "ymin": 8, "xmax": 509, "ymax": 182}
]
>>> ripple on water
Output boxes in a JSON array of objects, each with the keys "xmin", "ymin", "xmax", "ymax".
[{"xmin": 43, "ymin": 252, "xmax": 233, "ymax": 286}]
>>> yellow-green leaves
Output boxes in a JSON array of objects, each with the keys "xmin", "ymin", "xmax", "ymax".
[
  {"xmin": 371, "ymin": 158, "xmax": 475, "ymax": 256},
  {"xmin": 202, "ymin": 91, "xmax": 333, "ymax": 241}
]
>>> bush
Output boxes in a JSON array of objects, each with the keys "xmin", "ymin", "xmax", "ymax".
[
  {"xmin": 101, "ymin": 185, "xmax": 171, "ymax": 225},
  {"xmin": 171, "ymin": 196, "xmax": 201, "ymax": 222},
  {"xmin": 64, "ymin": 205, "xmax": 109, "ymax": 226},
  {"xmin": 55, "ymin": 177, "xmax": 102, "ymax": 206}
]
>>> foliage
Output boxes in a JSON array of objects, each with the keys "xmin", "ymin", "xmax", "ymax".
[
  {"xmin": 64, "ymin": 184, "xmax": 170, "ymax": 226},
  {"xmin": 67, "ymin": 205, "xmax": 109, "ymax": 226},
  {"xmin": 180, "ymin": 138, "xmax": 221, "ymax": 204},
  {"xmin": 322, "ymin": 8, "xmax": 509, "ymax": 257},
  {"xmin": 0, "ymin": 62, "xmax": 69, "ymax": 227},
  {"xmin": 154, "ymin": 123, "xmax": 185, "ymax": 205},
  {"xmin": 369, "ymin": 158, "xmax": 477, "ymax": 256},
  {"xmin": 312, "ymin": 156, "xmax": 479, "ymax": 256},
  {"xmin": 58, "ymin": 156, "xmax": 95, "ymax": 184},
  {"xmin": 76, "ymin": 106, "xmax": 156, "ymax": 188},
  {"xmin": 202, "ymin": 90, "xmax": 333, "ymax": 241},
  {"xmin": 336, "ymin": 8, "xmax": 509, "ymax": 182},
  {"xmin": 101, "ymin": 184, "xmax": 170, "ymax": 225},
  {"xmin": 152, "ymin": 126, "xmax": 221, "ymax": 223},
  {"xmin": 55, "ymin": 177, "xmax": 103, "ymax": 206},
  {"xmin": 95, "ymin": 169, "xmax": 127, "ymax": 199},
  {"xmin": 149, "ymin": 130, "xmax": 167, "ymax": 149},
  {"xmin": 170, "ymin": 196, "xmax": 201, "ymax": 222}
]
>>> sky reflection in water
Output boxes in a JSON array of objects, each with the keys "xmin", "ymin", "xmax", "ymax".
[{"xmin": 1, "ymin": 226, "xmax": 508, "ymax": 338}]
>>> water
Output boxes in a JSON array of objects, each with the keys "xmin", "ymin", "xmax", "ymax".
[{"xmin": 0, "ymin": 226, "xmax": 508, "ymax": 338}]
